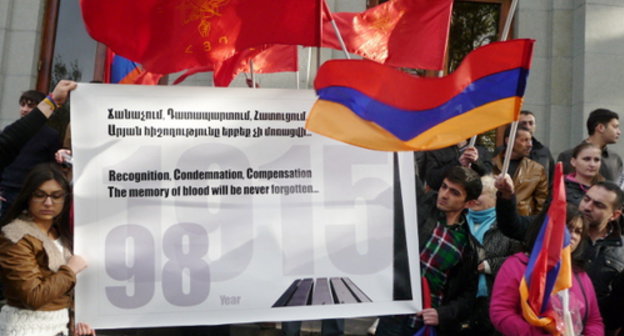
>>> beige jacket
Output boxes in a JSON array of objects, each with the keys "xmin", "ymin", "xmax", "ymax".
[
  {"xmin": 0, "ymin": 218, "xmax": 75, "ymax": 311},
  {"xmin": 493, "ymin": 154, "xmax": 549, "ymax": 216}
]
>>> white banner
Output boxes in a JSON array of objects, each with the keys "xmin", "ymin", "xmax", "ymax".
[{"xmin": 71, "ymin": 84, "xmax": 420, "ymax": 329}]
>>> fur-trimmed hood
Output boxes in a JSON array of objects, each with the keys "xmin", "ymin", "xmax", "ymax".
[{"xmin": 1, "ymin": 218, "xmax": 71, "ymax": 272}]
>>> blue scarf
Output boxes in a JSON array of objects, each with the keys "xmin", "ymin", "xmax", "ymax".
[{"xmin": 466, "ymin": 207, "xmax": 497, "ymax": 297}]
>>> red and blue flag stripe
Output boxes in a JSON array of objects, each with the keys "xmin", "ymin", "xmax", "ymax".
[
  {"xmin": 519, "ymin": 163, "xmax": 572, "ymax": 335},
  {"xmin": 305, "ymin": 39, "xmax": 534, "ymax": 151}
]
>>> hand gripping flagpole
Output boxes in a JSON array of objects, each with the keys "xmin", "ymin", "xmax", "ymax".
[{"xmin": 469, "ymin": 0, "xmax": 519, "ymax": 167}]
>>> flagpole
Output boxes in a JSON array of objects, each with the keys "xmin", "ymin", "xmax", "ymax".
[
  {"xmin": 470, "ymin": 0, "xmax": 519, "ymax": 168},
  {"xmin": 296, "ymin": 71, "xmax": 300, "ymax": 89},
  {"xmin": 296, "ymin": 47, "xmax": 300, "ymax": 89},
  {"xmin": 316, "ymin": 0, "xmax": 323, "ymax": 73},
  {"xmin": 323, "ymin": 0, "xmax": 351, "ymax": 59},
  {"xmin": 249, "ymin": 60, "xmax": 256, "ymax": 88},
  {"xmin": 493, "ymin": 0, "xmax": 520, "ymax": 176},
  {"xmin": 562, "ymin": 289, "xmax": 574, "ymax": 336},
  {"xmin": 501, "ymin": 122, "xmax": 518, "ymax": 177},
  {"xmin": 306, "ymin": 48, "xmax": 313, "ymax": 88},
  {"xmin": 501, "ymin": 0, "xmax": 519, "ymax": 42}
]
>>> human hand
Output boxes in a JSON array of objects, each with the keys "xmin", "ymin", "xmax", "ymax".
[
  {"xmin": 245, "ymin": 78, "xmax": 260, "ymax": 88},
  {"xmin": 50, "ymin": 80, "xmax": 78, "ymax": 105},
  {"xmin": 459, "ymin": 147, "xmax": 478, "ymax": 167},
  {"xmin": 55, "ymin": 149, "xmax": 72, "ymax": 165},
  {"xmin": 74, "ymin": 322, "xmax": 96, "ymax": 335},
  {"xmin": 67, "ymin": 255, "xmax": 88, "ymax": 274},
  {"xmin": 494, "ymin": 173, "xmax": 515, "ymax": 199},
  {"xmin": 416, "ymin": 308, "xmax": 439, "ymax": 326}
]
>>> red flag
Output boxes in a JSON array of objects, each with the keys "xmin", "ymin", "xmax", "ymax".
[
  {"xmin": 214, "ymin": 45, "xmax": 297, "ymax": 86},
  {"xmin": 249, "ymin": 45, "xmax": 298, "ymax": 74},
  {"xmin": 174, "ymin": 45, "xmax": 297, "ymax": 87},
  {"xmin": 322, "ymin": 0, "xmax": 453, "ymax": 70},
  {"xmin": 81, "ymin": 0, "xmax": 321, "ymax": 74}
]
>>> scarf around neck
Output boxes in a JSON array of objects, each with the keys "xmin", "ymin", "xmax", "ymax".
[
  {"xmin": 466, "ymin": 207, "xmax": 496, "ymax": 244},
  {"xmin": 467, "ymin": 207, "xmax": 496, "ymax": 298}
]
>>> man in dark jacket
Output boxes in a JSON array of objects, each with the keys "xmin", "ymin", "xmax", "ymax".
[
  {"xmin": 519, "ymin": 110, "xmax": 555, "ymax": 182},
  {"xmin": 0, "ymin": 90, "xmax": 62, "ymax": 214},
  {"xmin": 495, "ymin": 174, "xmax": 624, "ymax": 333},
  {"xmin": 376, "ymin": 166, "xmax": 481, "ymax": 336},
  {"xmin": 0, "ymin": 80, "xmax": 76, "ymax": 171}
]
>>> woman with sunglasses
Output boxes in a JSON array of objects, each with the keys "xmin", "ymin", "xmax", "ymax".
[{"xmin": 0, "ymin": 163, "xmax": 93, "ymax": 335}]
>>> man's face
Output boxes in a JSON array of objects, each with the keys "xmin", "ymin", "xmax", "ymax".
[
  {"xmin": 599, "ymin": 118, "xmax": 621, "ymax": 144},
  {"xmin": 436, "ymin": 178, "xmax": 468, "ymax": 213},
  {"xmin": 579, "ymin": 186, "xmax": 621, "ymax": 230},
  {"xmin": 518, "ymin": 114, "xmax": 536, "ymax": 135},
  {"xmin": 18, "ymin": 98, "xmax": 37, "ymax": 117},
  {"xmin": 510, "ymin": 129, "xmax": 532, "ymax": 159}
]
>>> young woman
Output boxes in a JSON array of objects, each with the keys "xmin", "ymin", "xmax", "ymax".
[
  {"xmin": 0, "ymin": 163, "xmax": 92, "ymax": 335},
  {"xmin": 566, "ymin": 143, "xmax": 603, "ymax": 206},
  {"xmin": 489, "ymin": 204, "xmax": 604, "ymax": 335}
]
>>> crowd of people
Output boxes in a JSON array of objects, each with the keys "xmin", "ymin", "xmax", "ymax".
[
  {"xmin": 0, "ymin": 79, "xmax": 623, "ymax": 336},
  {"xmin": 395, "ymin": 107, "xmax": 624, "ymax": 336}
]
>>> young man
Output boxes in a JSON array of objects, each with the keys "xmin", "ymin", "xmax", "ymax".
[
  {"xmin": 492, "ymin": 125, "xmax": 548, "ymax": 216},
  {"xmin": 557, "ymin": 108, "xmax": 622, "ymax": 182},
  {"xmin": 0, "ymin": 90, "xmax": 62, "ymax": 214},
  {"xmin": 376, "ymin": 166, "xmax": 481, "ymax": 336},
  {"xmin": 0, "ymin": 80, "xmax": 75, "ymax": 170}
]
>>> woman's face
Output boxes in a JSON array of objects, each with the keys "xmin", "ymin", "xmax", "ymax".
[
  {"xmin": 28, "ymin": 179, "xmax": 66, "ymax": 223},
  {"xmin": 568, "ymin": 217, "xmax": 584, "ymax": 252},
  {"xmin": 571, "ymin": 147, "xmax": 601, "ymax": 180}
]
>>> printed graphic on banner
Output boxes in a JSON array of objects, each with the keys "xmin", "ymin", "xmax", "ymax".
[{"xmin": 71, "ymin": 84, "xmax": 419, "ymax": 329}]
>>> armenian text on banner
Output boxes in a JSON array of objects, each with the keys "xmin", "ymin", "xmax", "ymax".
[{"xmin": 71, "ymin": 84, "xmax": 420, "ymax": 329}]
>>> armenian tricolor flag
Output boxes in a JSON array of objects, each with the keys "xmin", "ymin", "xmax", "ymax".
[
  {"xmin": 519, "ymin": 163, "xmax": 572, "ymax": 335},
  {"xmin": 305, "ymin": 39, "xmax": 534, "ymax": 151},
  {"xmin": 105, "ymin": 50, "xmax": 162, "ymax": 85}
]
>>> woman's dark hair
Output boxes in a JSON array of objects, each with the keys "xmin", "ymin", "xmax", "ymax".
[
  {"xmin": 570, "ymin": 142, "xmax": 604, "ymax": 184},
  {"xmin": 524, "ymin": 203, "xmax": 587, "ymax": 271},
  {"xmin": 0, "ymin": 163, "xmax": 72, "ymax": 249}
]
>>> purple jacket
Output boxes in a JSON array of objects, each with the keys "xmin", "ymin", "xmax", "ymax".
[{"xmin": 490, "ymin": 253, "xmax": 603, "ymax": 336}]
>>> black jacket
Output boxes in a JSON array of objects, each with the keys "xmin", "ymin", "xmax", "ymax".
[
  {"xmin": 530, "ymin": 137, "xmax": 555, "ymax": 182},
  {"xmin": 474, "ymin": 222, "xmax": 523, "ymax": 291},
  {"xmin": 582, "ymin": 225, "xmax": 624, "ymax": 330},
  {"xmin": 417, "ymin": 145, "xmax": 492, "ymax": 191},
  {"xmin": 495, "ymin": 194, "xmax": 533, "ymax": 242},
  {"xmin": 564, "ymin": 177, "xmax": 587, "ymax": 206},
  {"xmin": 0, "ymin": 108, "xmax": 49, "ymax": 171}
]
